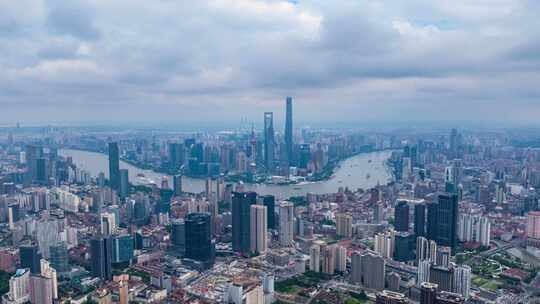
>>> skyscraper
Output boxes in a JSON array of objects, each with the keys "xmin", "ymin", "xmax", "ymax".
[
  {"xmin": 49, "ymin": 243, "xmax": 69, "ymax": 273},
  {"xmin": 170, "ymin": 219, "xmax": 185, "ymax": 253},
  {"xmin": 336, "ymin": 213, "xmax": 353, "ymax": 238},
  {"xmin": 232, "ymin": 192, "xmax": 257, "ymax": 253},
  {"xmin": 173, "ymin": 174, "xmax": 183, "ymax": 196},
  {"xmin": 185, "ymin": 213, "xmax": 214, "ymax": 266},
  {"xmin": 262, "ymin": 195, "xmax": 275, "ymax": 229},
  {"xmin": 279, "ymin": 201, "xmax": 294, "ymax": 247},
  {"xmin": 436, "ymin": 193, "xmax": 459, "ymax": 250},
  {"xmin": 394, "ymin": 201, "xmax": 409, "ymax": 232},
  {"xmin": 20, "ymin": 244, "xmax": 42, "ymax": 274},
  {"xmin": 284, "ymin": 96, "xmax": 293, "ymax": 166},
  {"xmin": 360, "ymin": 252, "xmax": 386, "ymax": 290},
  {"xmin": 264, "ymin": 112, "xmax": 275, "ymax": 173},
  {"xmin": 250, "ymin": 205, "xmax": 268, "ymax": 254},
  {"xmin": 119, "ymin": 169, "xmax": 129, "ymax": 198},
  {"xmin": 90, "ymin": 236, "xmax": 113, "ymax": 281},
  {"xmin": 112, "ymin": 234, "xmax": 134, "ymax": 264},
  {"xmin": 414, "ymin": 203, "xmax": 426, "ymax": 237},
  {"xmin": 25, "ymin": 145, "xmax": 40, "ymax": 183},
  {"xmin": 394, "ymin": 232, "xmax": 414, "ymax": 262},
  {"xmin": 108, "ymin": 142, "xmax": 121, "ymax": 191}
]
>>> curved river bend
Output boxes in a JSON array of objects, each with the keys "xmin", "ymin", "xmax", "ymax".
[{"xmin": 59, "ymin": 149, "xmax": 393, "ymax": 199}]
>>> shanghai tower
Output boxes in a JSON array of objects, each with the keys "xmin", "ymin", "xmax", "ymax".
[{"xmin": 285, "ymin": 96, "xmax": 293, "ymax": 166}]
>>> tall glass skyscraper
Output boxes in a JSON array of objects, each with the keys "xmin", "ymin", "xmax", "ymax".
[
  {"xmin": 264, "ymin": 112, "xmax": 275, "ymax": 173},
  {"xmin": 185, "ymin": 213, "xmax": 214, "ymax": 264},
  {"xmin": 285, "ymin": 97, "xmax": 293, "ymax": 166},
  {"xmin": 232, "ymin": 191, "xmax": 257, "ymax": 253},
  {"xmin": 108, "ymin": 142, "xmax": 120, "ymax": 191},
  {"xmin": 90, "ymin": 236, "xmax": 113, "ymax": 281}
]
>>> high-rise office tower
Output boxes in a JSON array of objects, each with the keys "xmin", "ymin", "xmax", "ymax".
[
  {"xmin": 262, "ymin": 195, "xmax": 275, "ymax": 229},
  {"xmin": 36, "ymin": 157, "xmax": 48, "ymax": 184},
  {"xmin": 264, "ymin": 112, "xmax": 275, "ymax": 173},
  {"xmin": 185, "ymin": 213, "xmax": 214, "ymax": 265},
  {"xmin": 119, "ymin": 169, "xmax": 129, "ymax": 198},
  {"xmin": 394, "ymin": 201, "xmax": 409, "ymax": 232},
  {"xmin": 20, "ymin": 244, "xmax": 42, "ymax": 274},
  {"xmin": 29, "ymin": 275, "xmax": 53, "ymax": 304},
  {"xmin": 436, "ymin": 193, "xmax": 459, "ymax": 250},
  {"xmin": 309, "ymin": 244, "xmax": 320, "ymax": 272},
  {"xmin": 250, "ymin": 205, "xmax": 268, "ymax": 254},
  {"xmin": 168, "ymin": 142, "xmax": 184, "ymax": 170},
  {"xmin": 90, "ymin": 236, "xmax": 113, "ymax": 281},
  {"xmin": 449, "ymin": 128, "xmax": 458, "ymax": 158},
  {"xmin": 40, "ymin": 259, "xmax": 58, "ymax": 299},
  {"xmin": 173, "ymin": 175, "xmax": 183, "ymax": 196},
  {"xmin": 420, "ymin": 282, "xmax": 438, "ymax": 304},
  {"xmin": 108, "ymin": 142, "xmax": 120, "ymax": 191},
  {"xmin": 336, "ymin": 213, "xmax": 353, "ymax": 238},
  {"xmin": 401, "ymin": 157, "xmax": 412, "ymax": 180},
  {"xmin": 279, "ymin": 201, "xmax": 294, "ymax": 247},
  {"xmin": 112, "ymin": 234, "xmax": 134, "ymax": 264},
  {"xmin": 232, "ymin": 192, "xmax": 257, "ymax": 253},
  {"xmin": 414, "ymin": 204, "xmax": 426, "ymax": 237},
  {"xmin": 285, "ymin": 96, "xmax": 293, "ymax": 166},
  {"xmin": 170, "ymin": 219, "xmax": 185, "ymax": 252},
  {"xmin": 25, "ymin": 145, "xmax": 41, "ymax": 183},
  {"xmin": 394, "ymin": 232, "xmax": 413, "ymax": 262},
  {"xmin": 49, "ymin": 243, "xmax": 69, "ymax": 273}
]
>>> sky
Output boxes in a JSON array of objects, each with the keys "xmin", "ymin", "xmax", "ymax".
[{"xmin": 1, "ymin": 0, "xmax": 539, "ymax": 126}]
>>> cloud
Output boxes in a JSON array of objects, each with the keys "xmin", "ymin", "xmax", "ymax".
[{"xmin": 0, "ymin": 0, "xmax": 539, "ymax": 125}]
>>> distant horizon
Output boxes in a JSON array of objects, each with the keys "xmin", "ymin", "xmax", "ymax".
[{"xmin": 2, "ymin": 118, "xmax": 540, "ymax": 132}]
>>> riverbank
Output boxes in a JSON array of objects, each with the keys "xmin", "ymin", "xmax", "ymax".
[
  {"xmin": 60, "ymin": 149, "xmax": 394, "ymax": 199},
  {"xmin": 61, "ymin": 146, "xmax": 392, "ymax": 187}
]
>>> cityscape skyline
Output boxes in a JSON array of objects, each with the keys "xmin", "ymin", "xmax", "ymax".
[{"xmin": 2, "ymin": 1, "xmax": 540, "ymax": 304}]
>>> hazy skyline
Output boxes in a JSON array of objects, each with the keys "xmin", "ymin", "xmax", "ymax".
[{"xmin": 1, "ymin": 0, "xmax": 539, "ymax": 125}]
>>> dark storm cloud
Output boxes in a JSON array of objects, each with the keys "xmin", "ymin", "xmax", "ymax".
[{"xmin": 0, "ymin": 0, "xmax": 539, "ymax": 124}]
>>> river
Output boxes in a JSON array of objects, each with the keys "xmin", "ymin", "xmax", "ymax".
[{"xmin": 59, "ymin": 149, "xmax": 393, "ymax": 199}]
